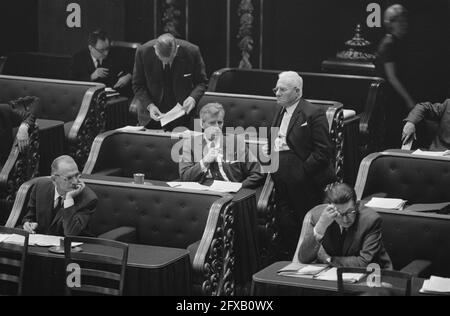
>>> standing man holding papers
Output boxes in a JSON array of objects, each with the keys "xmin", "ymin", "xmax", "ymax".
[{"xmin": 132, "ymin": 33, "xmax": 208, "ymax": 131}]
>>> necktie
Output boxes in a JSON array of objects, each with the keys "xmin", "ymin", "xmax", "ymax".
[
  {"xmin": 96, "ymin": 59, "xmax": 102, "ymax": 68},
  {"xmin": 208, "ymin": 141, "xmax": 225, "ymax": 181},
  {"xmin": 54, "ymin": 196, "xmax": 63, "ymax": 213}
]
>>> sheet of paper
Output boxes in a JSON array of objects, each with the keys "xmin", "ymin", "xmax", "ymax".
[
  {"xmin": 401, "ymin": 140, "xmax": 413, "ymax": 150},
  {"xmin": 314, "ymin": 267, "xmax": 365, "ymax": 283},
  {"xmin": 160, "ymin": 104, "xmax": 186, "ymax": 127},
  {"xmin": 0, "ymin": 234, "xmax": 12, "ymax": 243},
  {"xmin": 412, "ymin": 149, "xmax": 450, "ymax": 157},
  {"xmin": 404, "ymin": 202, "xmax": 450, "ymax": 213},
  {"xmin": 29, "ymin": 234, "xmax": 62, "ymax": 247},
  {"xmin": 420, "ymin": 276, "xmax": 450, "ymax": 294},
  {"xmin": 365, "ymin": 197, "xmax": 407, "ymax": 210},
  {"xmin": 167, "ymin": 182, "xmax": 210, "ymax": 191},
  {"xmin": 278, "ymin": 262, "xmax": 328, "ymax": 276},
  {"xmin": 3, "ymin": 234, "xmax": 25, "ymax": 245},
  {"xmin": 117, "ymin": 125, "xmax": 146, "ymax": 132},
  {"xmin": 208, "ymin": 181, "xmax": 242, "ymax": 193}
]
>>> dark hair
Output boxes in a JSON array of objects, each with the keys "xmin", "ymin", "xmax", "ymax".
[
  {"xmin": 324, "ymin": 183, "xmax": 357, "ymax": 205},
  {"xmin": 88, "ymin": 29, "xmax": 109, "ymax": 46}
]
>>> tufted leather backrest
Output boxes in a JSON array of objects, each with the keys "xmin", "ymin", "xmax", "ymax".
[
  {"xmin": 357, "ymin": 151, "xmax": 450, "ymax": 203},
  {"xmin": 377, "ymin": 209, "xmax": 450, "ymax": 276},
  {"xmin": 0, "ymin": 75, "xmax": 101, "ymax": 123},
  {"xmin": 86, "ymin": 131, "xmax": 182, "ymax": 181},
  {"xmin": 84, "ymin": 179, "xmax": 226, "ymax": 249},
  {"xmin": 208, "ymin": 68, "xmax": 385, "ymax": 113},
  {"xmin": 3, "ymin": 52, "xmax": 72, "ymax": 80},
  {"xmin": 198, "ymin": 92, "xmax": 278, "ymax": 133}
]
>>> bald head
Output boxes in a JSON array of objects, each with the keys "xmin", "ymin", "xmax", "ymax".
[
  {"xmin": 155, "ymin": 33, "xmax": 177, "ymax": 60},
  {"xmin": 51, "ymin": 155, "xmax": 78, "ymax": 175}
]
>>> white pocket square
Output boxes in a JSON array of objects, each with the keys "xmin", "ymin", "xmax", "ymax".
[
  {"xmin": 183, "ymin": 73, "xmax": 192, "ymax": 77},
  {"xmin": 300, "ymin": 122, "xmax": 308, "ymax": 127}
]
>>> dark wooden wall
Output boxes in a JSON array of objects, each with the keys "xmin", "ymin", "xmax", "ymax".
[{"xmin": 0, "ymin": 0, "xmax": 448, "ymax": 100}]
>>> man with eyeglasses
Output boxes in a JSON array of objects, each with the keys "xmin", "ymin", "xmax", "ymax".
[
  {"xmin": 267, "ymin": 71, "xmax": 335, "ymax": 260},
  {"xmin": 133, "ymin": 33, "xmax": 208, "ymax": 130},
  {"xmin": 70, "ymin": 29, "xmax": 133, "ymax": 97},
  {"xmin": 295, "ymin": 183, "xmax": 393, "ymax": 269},
  {"xmin": 22, "ymin": 155, "xmax": 97, "ymax": 236}
]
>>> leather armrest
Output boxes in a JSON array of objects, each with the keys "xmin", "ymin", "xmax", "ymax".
[
  {"xmin": 187, "ymin": 240, "xmax": 201, "ymax": 266},
  {"xmin": 400, "ymin": 260, "xmax": 432, "ymax": 277},
  {"xmin": 93, "ymin": 168, "xmax": 123, "ymax": 177},
  {"xmin": 98, "ymin": 226, "xmax": 137, "ymax": 243}
]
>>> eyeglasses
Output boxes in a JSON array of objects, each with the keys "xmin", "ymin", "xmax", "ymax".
[
  {"xmin": 55, "ymin": 172, "xmax": 80, "ymax": 182},
  {"xmin": 335, "ymin": 209, "xmax": 357, "ymax": 219},
  {"xmin": 272, "ymin": 87, "xmax": 290, "ymax": 94},
  {"xmin": 91, "ymin": 45, "xmax": 110, "ymax": 56}
]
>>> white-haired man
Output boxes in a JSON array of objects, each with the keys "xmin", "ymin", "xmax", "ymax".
[{"xmin": 269, "ymin": 71, "xmax": 335, "ymax": 259}]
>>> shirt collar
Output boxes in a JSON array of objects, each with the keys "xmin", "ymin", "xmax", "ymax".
[
  {"xmin": 54, "ymin": 186, "xmax": 64, "ymax": 202},
  {"xmin": 203, "ymin": 134, "xmax": 222, "ymax": 149},
  {"xmin": 283, "ymin": 100, "xmax": 299, "ymax": 116}
]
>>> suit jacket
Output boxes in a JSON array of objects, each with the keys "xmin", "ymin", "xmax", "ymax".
[
  {"xmin": 295, "ymin": 204, "xmax": 393, "ymax": 269},
  {"xmin": 269, "ymin": 98, "xmax": 335, "ymax": 188},
  {"xmin": 0, "ymin": 103, "xmax": 36, "ymax": 165},
  {"xmin": 22, "ymin": 178, "xmax": 98, "ymax": 236},
  {"xmin": 70, "ymin": 47, "xmax": 133, "ymax": 93},
  {"xmin": 132, "ymin": 39, "xmax": 208, "ymax": 126},
  {"xmin": 405, "ymin": 99, "xmax": 450, "ymax": 150},
  {"xmin": 179, "ymin": 134, "xmax": 264, "ymax": 189}
]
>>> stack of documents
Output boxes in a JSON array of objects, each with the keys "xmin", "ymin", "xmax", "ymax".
[
  {"xmin": 365, "ymin": 197, "xmax": 407, "ymax": 210},
  {"xmin": 277, "ymin": 262, "xmax": 365, "ymax": 283},
  {"xmin": 167, "ymin": 181, "xmax": 242, "ymax": 193},
  {"xmin": 420, "ymin": 276, "xmax": 450, "ymax": 295},
  {"xmin": 117, "ymin": 125, "xmax": 146, "ymax": 132}
]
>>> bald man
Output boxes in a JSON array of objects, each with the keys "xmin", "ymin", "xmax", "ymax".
[
  {"xmin": 22, "ymin": 155, "xmax": 97, "ymax": 236},
  {"xmin": 133, "ymin": 33, "xmax": 208, "ymax": 131},
  {"xmin": 269, "ymin": 71, "xmax": 335, "ymax": 259}
]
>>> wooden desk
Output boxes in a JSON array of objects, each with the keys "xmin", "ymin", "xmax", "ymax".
[
  {"xmin": 80, "ymin": 174, "xmax": 261, "ymax": 290},
  {"xmin": 23, "ymin": 243, "xmax": 191, "ymax": 296},
  {"xmin": 105, "ymin": 96, "xmax": 130, "ymax": 130},
  {"xmin": 252, "ymin": 261, "xmax": 429, "ymax": 296}
]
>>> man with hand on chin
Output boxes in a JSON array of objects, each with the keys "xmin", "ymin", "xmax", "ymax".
[
  {"xmin": 22, "ymin": 155, "xmax": 97, "ymax": 237},
  {"xmin": 295, "ymin": 183, "xmax": 393, "ymax": 269}
]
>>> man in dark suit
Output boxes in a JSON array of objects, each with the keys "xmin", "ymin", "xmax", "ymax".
[
  {"xmin": 0, "ymin": 103, "xmax": 35, "ymax": 166},
  {"xmin": 132, "ymin": 33, "xmax": 208, "ymax": 131},
  {"xmin": 295, "ymin": 183, "xmax": 393, "ymax": 269},
  {"xmin": 22, "ymin": 155, "xmax": 97, "ymax": 236},
  {"xmin": 179, "ymin": 103, "xmax": 264, "ymax": 189},
  {"xmin": 402, "ymin": 99, "xmax": 450, "ymax": 151},
  {"xmin": 268, "ymin": 71, "xmax": 335, "ymax": 259},
  {"xmin": 70, "ymin": 29, "xmax": 133, "ymax": 97}
]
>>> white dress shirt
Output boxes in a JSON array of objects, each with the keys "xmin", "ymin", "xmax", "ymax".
[{"xmin": 274, "ymin": 101, "xmax": 299, "ymax": 152}]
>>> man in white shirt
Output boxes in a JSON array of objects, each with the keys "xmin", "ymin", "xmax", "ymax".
[{"xmin": 22, "ymin": 155, "xmax": 97, "ymax": 236}]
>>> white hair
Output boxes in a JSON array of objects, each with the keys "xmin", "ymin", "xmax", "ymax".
[{"xmin": 278, "ymin": 71, "xmax": 303, "ymax": 90}]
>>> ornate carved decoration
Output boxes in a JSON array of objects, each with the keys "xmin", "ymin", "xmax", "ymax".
[
  {"xmin": 337, "ymin": 24, "xmax": 376, "ymax": 61},
  {"xmin": 237, "ymin": 0, "xmax": 254, "ymax": 69},
  {"xmin": 201, "ymin": 203, "xmax": 235, "ymax": 296}
]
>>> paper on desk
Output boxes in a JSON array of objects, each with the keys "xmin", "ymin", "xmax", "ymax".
[
  {"xmin": 314, "ymin": 268, "xmax": 365, "ymax": 283},
  {"xmin": 278, "ymin": 262, "xmax": 328, "ymax": 277},
  {"xmin": 365, "ymin": 197, "xmax": 407, "ymax": 210},
  {"xmin": 117, "ymin": 125, "xmax": 146, "ymax": 132},
  {"xmin": 401, "ymin": 140, "xmax": 413, "ymax": 150},
  {"xmin": 1, "ymin": 234, "xmax": 82, "ymax": 247},
  {"xmin": 412, "ymin": 149, "xmax": 450, "ymax": 157},
  {"xmin": 208, "ymin": 181, "xmax": 242, "ymax": 193},
  {"xmin": 420, "ymin": 276, "xmax": 450, "ymax": 294},
  {"xmin": 1, "ymin": 234, "xmax": 25, "ymax": 245},
  {"xmin": 167, "ymin": 182, "xmax": 210, "ymax": 191},
  {"xmin": 160, "ymin": 104, "xmax": 186, "ymax": 127}
]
